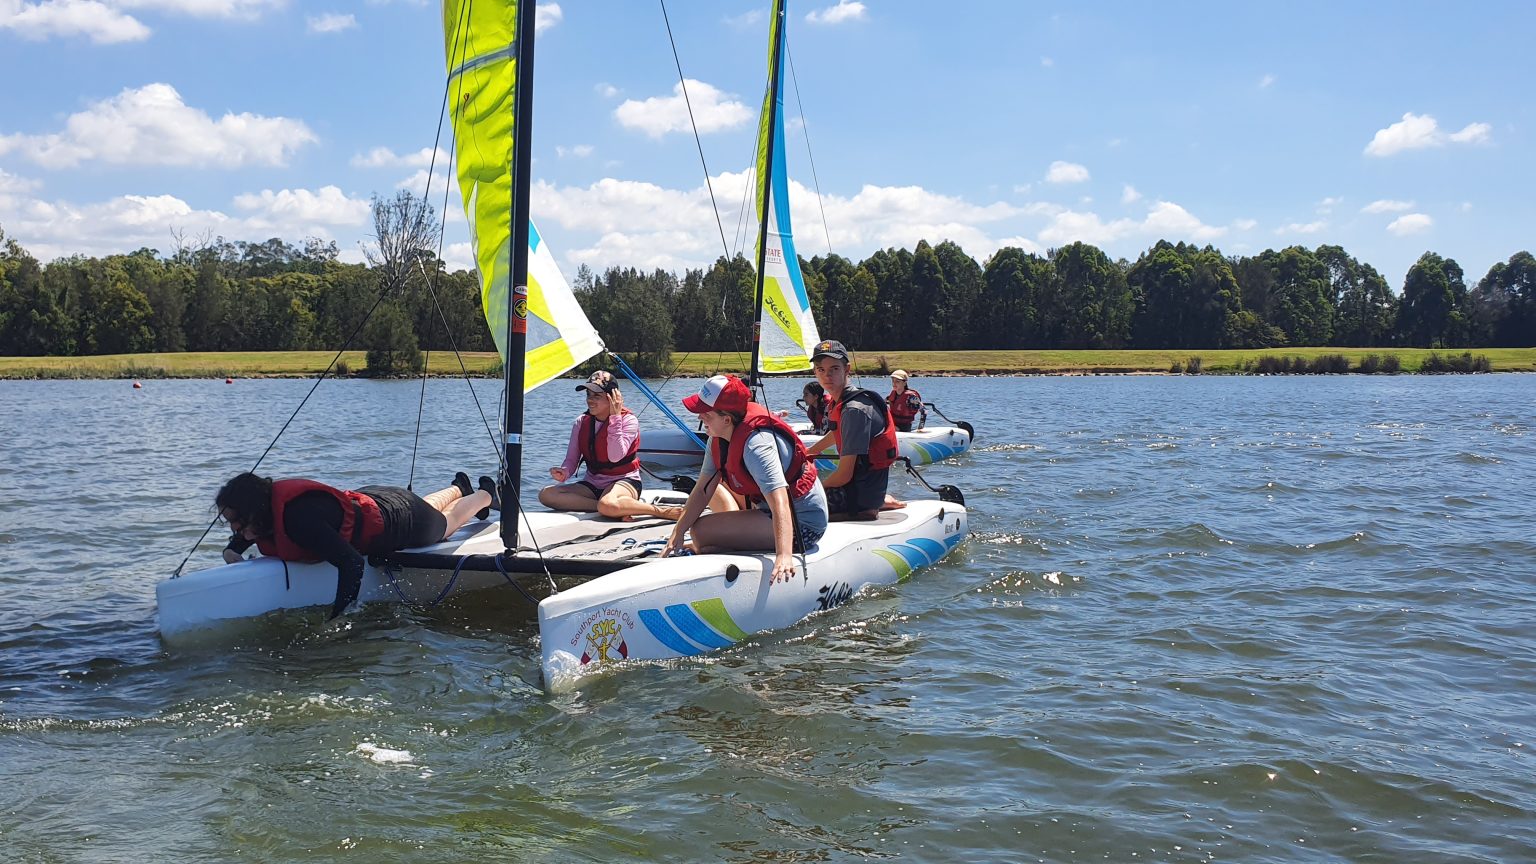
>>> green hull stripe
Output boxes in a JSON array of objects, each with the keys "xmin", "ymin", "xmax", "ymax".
[{"xmin": 691, "ymin": 598, "xmax": 748, "ymax": 641}]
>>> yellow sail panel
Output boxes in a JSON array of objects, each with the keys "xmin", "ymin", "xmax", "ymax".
[
  {"xmin": 752, "ymin": 0, "xmax": 818, "ymax": 375},
  {"xmin": 443, "ymin": 0, "xmax": 601, "ymax": 392}
]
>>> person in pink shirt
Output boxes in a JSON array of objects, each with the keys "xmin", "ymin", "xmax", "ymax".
[{"xmin": 538, "ymin": 370, "xmax": 683, "ymax": 521}]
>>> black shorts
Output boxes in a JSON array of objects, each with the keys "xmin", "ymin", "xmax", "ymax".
[
  {"xmin": 578, "ymin": 477, "xmax": 642, "ymax": 498},
  {"xmin": 824, "ymin": 465, "xmax": 888, "ymax": 518},
  {"xmin": 357, "ymin": 485, "xmax": 446, "ymax": 552}
]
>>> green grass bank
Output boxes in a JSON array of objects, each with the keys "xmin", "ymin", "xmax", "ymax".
[{"xmin": 2, "ymin": 347, "xmax": 1534, "ymax": 380}]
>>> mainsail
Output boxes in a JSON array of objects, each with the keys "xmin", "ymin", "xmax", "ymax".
[
  {"xmin": 443, "ymin": 0, "xmax": 603, "ymax": 392},
  {"xmin": 751, "ymin": 0, "xmax": 820, "ymax": 376}
]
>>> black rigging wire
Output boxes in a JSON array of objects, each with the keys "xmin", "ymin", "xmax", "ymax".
[
  {"xmin": 786, "ymin": 44, "xmax": 836, "ymax": 259},
  {"xmin": 659, "ymin": 0, "xmax": 732, "ymax": 265}
]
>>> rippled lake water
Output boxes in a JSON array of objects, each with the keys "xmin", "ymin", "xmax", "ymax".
[{"xmin": 1, "ymin": 373, "xmax": 1533, "ymax": 862}]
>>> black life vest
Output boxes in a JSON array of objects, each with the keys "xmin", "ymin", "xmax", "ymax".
[{"xmin": 828, "ymin": 387, "xmax": 900, "ymax": 470}]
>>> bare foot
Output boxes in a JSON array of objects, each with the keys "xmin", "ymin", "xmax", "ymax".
[
  {"xmin": 880, "ymin": 496, "xmax": 907, "ymax": 511},
  {"xmin": 654, "ymin": 504, "xmax": 685, "ymax": 521}
]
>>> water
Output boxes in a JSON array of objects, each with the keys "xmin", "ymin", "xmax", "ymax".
[{"xmin": 1, "ymin": 373, "xmax": 1533, "ymax": 862}]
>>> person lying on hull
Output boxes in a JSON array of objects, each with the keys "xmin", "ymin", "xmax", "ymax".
[
  {"xmin": 805, "ymin": 340, "xmax": 904, "ymax": 521},
  {"xmin": 538, "ymin": 370, "xmax": 683, "ymax": 521},
  {"xmin": 662, "ymin": 374, "xmax": 830, "ymax": 583},
  {"xmin": 216, "ymin": 470, "xmax": 498, "ymax": 620}
]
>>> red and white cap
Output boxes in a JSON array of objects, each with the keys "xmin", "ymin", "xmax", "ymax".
[{"xmin": 683, "ymin": 374, "xmax": 751, "ymax": 414}]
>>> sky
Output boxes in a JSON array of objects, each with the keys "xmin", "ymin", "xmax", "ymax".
[{"xmin": 1, "ymin": 0, "xmax": 1532, "ymax": 292}]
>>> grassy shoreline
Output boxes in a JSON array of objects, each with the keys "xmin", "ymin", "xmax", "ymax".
[{"xmin": 1, "ymin": 347, "xmax": 1533, "ymax": 380}]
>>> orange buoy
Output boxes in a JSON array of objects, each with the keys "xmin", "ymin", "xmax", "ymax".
[{"xmin": 132, "ymin": 381, "xmax": 142, "ymax": 389}]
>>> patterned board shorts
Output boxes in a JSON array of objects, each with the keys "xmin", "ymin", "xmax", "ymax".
[{"xmin": 795, "ymin": 522, "xmax": 825, "ymax": 552}]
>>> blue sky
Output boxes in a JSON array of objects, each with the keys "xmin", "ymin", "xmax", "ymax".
[{"xmin": 1, "ymin": 0, "xmax": 1531, "ymax": 291}]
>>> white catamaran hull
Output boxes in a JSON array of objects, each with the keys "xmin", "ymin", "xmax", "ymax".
[
  {"xmin": 639, "ymin": 423, "xmax": 973, "ymax": 469},
  {"xmin": 157, "ymin": 494, "xmax": 967, "ymax": 693},
  {"xmin": 537, "ymin": 498, "xmax": 966, "ymax": 691}
]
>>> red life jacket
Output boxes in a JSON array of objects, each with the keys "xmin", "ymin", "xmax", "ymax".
[
  {"xmin": 828, "ymin": 388, "xmax": 900, "ymax": 470},
  {"xmin": 712, "ymin": 403, "xmax": 820, "ymax": 503},
  {"xmin": 887, "ymin": 387, "xmax": 924, "ymax": 426},
  {"xmin": 576, "ymin": 409, "xmax": 639, "ymax": 476},
  {"xmin": 254, "ymin": 478, "xmax": 386, "ymax": 562}
]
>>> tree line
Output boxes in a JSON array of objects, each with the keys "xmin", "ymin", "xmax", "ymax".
[{"xmin": 3, "ymin": 217, "xmax": 1534, "ymax": 374}]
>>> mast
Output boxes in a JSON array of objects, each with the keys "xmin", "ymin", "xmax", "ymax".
[
  {"xmin": 748, "ymin": 0, "xmax": 788, "ymax": 391},
  {"xmin": 501, "ymin": 0, "xmax": 538, "ymax": 551}
]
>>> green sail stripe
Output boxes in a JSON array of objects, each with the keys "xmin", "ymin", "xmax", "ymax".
[{"xmin": 690, "ymin": 598, "xmax": 748, "ymax": 642}]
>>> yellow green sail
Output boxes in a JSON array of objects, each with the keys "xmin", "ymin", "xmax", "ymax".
[
  {"xmin": 443, "ymin": 0, "xmax": 602, "ymax": 391},
  {"xmin": 752, "ymin": 0, "xmax": 821, "ymax": 375}
]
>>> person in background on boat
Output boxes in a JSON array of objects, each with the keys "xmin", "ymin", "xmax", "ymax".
[
  {"xmin": 800, "ymin": 380, "xmax": 830, "ymax": 434},
  {"xmin": 539, "ymin": 370, "xmax": 683, "ymax": 521},
  {"xmin": 216, "ymin": 470, "xmax": 498, "ymax": 620},
  {"xmin": 773, "ymin": 380, "xmax": 830, "ymax": 434},
  {"xmin": 662, "ymin": 374, "xmax": 828, "ymax": 582},
  {"xmin": 886, "ymin": 369, "xmax": 926, "ymax": 432},
  {"xmin": 805, "ymin": 340, "xmax": 902, "ymax": 521}
]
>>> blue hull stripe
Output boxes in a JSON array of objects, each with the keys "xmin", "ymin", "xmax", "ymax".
[
  {"xmin": 665, "ymin": 603, "xmax": 735, "ymax": 650},
  {"xmin": 910, "ymin": 537, "xmax": 945, "ymax": 563},
  {"xmin": 639, "ymin": 608, "xmax": 702, "ymax": 656},
  {"xmin": 892, "ymin": 544, "xmax": 929, "ymax": 569}
]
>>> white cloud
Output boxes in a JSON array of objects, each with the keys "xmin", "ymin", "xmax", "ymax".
[
  {"xmin": 530, "ymin": 172, "xmax": 1020, "ymax": 272},
  {"xmin": 595, "ymin": 83, "xmax": 620, "ymax": 99},
  {"xmin": 113, "ymin": 0, "xmax": 284, "ymax": 19},
  {"xmin": 1387, "ymin": 213, "xmax": 1433, "ymax": 235},
  {"xmin": 0, "ymin": 183, "xmax": 381, "ymax": 262},
  {"xmin": 1364, "ymin": 112, "xmax": 1492, "ymax": 157},
  {"xmin": 1121, "ymin": 185, "xmax": 1141, "ymax": 205},
  {"xmin": 0, "ymin": 83, "xmax": 316, "ymax": 169},
  {"xmin": 306, "ymin": 12, "xmax": 354, "ymax": 34},
  {"xmin": 724, "ymin": 9, "xmax": 761, "ymax": 28},
  {"xmin": 1, "ymin": 0, "xmax": 286, "ymax": 43},
  {"xmin": 441, "ymin": 241, "xmax": 474, "ymax": 272},
  {"xmin": 1041, "ymin": 57, "xmax": 1054, "ymax": 68},
  {"xmin": 395, "ymin": 169, "xmax": 462, "ymax": 220},
  {"xmin": 1275, "ymin": 220, "xmax": 1327, "ymax": 235},
  {"xmin": 1233, "ymin": 218, "xmax": 1258, "ymax": 231},
  {"xmin": 1045, "ymin": 160, "xmax": 1090, "ymax": 184},
  {"xmin": 556, "ymin": 144, "xmax": 594, "ymax": 159},
  {"xmin": 0, "ymin": 0, "xmax": 151, "ymax": 43},
  {"xmin": 805, "ymin": 0, "xmax": 864, "ymax": 25},
  {"xmin": 233, "ymin": 186, "xmax": 371, "ymax": 228},
  {"xmin": 1317, "ymin": 196, "xmax": 1342, "ymax": 214},
  {"xmin": 0, "ymin": 168, "xmax": 42, "ymax": 198},
  {"xmin": 1459, "ymin": 201, "xmax": 1473, "ymax": 213},
  {"xmin": 350, "ymin": 146, "xmax": 446, "ymax": 169},
  {"xmin": 535, "ymin": 1, "xmax": 560, "ymax": 32},
  {"xmin": 1259, "ymin": 73, "xmax": 1276, "ymax": 88},
  {"xmin": 1361, "ymin": 199, "xmax": 1413, "ymax": 214},
  {"xmin": 614, "ymin": 79, "xmax": 752, "ymax": 139},
  {"xmin": 1142, "ymin": 201, "xmax": 1227, "ymax": 241}
]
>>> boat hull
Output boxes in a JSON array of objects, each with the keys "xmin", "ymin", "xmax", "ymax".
[
  {"xmin": 157, "ymin": 494, "xmax": 967, "ymax": 694},
  {"xmin": 639, "ymin": 424, "xmax": 973, "ymax": 469},
  {"xmin": 538, "ymin": 499, "xmax": 967, "ymax": 692}
]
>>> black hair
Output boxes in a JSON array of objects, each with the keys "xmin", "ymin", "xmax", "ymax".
[
  {"xmin": 802, "ymin": 381, "xmax": 824, "ymax": 399},
  {"xmin": 215, "ymin": 472, "xmax": 275, "ymax": 536}
]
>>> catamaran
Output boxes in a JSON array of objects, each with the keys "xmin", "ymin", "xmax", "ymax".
[{"xmin": 155, "ymin": 0, "xmax": 968, "ymax": 692}]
